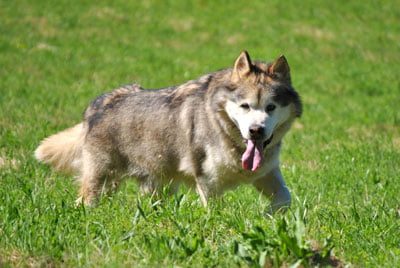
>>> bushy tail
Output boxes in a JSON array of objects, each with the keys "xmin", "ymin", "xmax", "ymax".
[{"xmin": 35, "ymin": 123, "xmax": 85, "ymax": 174}]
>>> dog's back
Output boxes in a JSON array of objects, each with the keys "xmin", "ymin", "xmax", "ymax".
[{"xmin": 35, "ymin": 84, "xmax": 143, "ymax": 176}]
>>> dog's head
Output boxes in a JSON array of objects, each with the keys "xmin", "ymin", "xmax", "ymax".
[{"xmin": 223, "ymin": 51, "xmax": 302, "ymax": 171}]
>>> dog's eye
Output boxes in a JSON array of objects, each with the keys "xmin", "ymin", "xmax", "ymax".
[
  {"xmin": 240, "ymin": 103, "xmax": 250, "ymax": 110},
  {"xmin": 266, "ymin": 104, "xmax": 276, "ymax": 112}
]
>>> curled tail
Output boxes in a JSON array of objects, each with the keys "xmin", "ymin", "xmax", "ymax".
[{"xmin": 35, "ymin": 123, "xmax": 85, "ymax": 174}]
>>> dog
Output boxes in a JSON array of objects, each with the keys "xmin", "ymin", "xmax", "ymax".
[{"xmin": 35, "ymin": 51, "xmax": 302, "ymax": 212}]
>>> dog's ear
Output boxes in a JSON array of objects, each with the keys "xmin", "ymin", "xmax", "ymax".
[
  {"xmin": 232, "ymin": 51, "xmax": 252, "ymax": 82},
  {"xmin": 268, "ymin": 55, "xmax": 291, "ymax": 83}
]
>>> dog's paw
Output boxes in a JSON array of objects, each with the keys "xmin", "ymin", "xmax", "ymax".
[
  {"xmin": 74, "ymin": 195, "xmax": 96, "ymax": 208},
  {"xmin": 74, "ymin": 196, "xmax": 85, "ymax": 208}
]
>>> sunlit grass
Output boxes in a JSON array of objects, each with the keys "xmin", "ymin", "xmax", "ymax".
[{"xmin": 1, "ymin": 0, "xmax": 399, "ymax": 266}]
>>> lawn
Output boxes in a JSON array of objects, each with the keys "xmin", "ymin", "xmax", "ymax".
[{"xmin": 1, "ymin": 0, "xmax": 399, "ymax": 266}]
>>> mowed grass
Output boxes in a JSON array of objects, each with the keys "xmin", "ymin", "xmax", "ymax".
[{"xmin": 1, "ymin": 0, "xmax": 399, "ymax": 266}]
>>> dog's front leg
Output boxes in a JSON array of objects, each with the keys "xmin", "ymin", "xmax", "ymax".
[
  {"xmin": 194, "ymin": 177, "xmax": 213, "ymax": 207},
  {"xmin": 253, "ymin": 167, "xmax": 291, "ymax": 213},
  {"xmin": 196, "ymin": 183, "xmax": 208, "ymax": 207}
]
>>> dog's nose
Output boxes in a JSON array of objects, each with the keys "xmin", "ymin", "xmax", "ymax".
[{"xmin": 249, "ymin": 125, "xmax": 265, "ymax": 139}]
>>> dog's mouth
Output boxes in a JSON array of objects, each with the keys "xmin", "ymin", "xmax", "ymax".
[{"xmin": 241, "ymin": 135, "xmax": 273, "ymax": 171}]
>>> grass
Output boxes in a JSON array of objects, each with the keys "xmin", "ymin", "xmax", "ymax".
[{"xmin": 1, "ymin": 0, "xmax": 399, "ymax": 266}]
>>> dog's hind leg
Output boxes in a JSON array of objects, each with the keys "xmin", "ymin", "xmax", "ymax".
[
  {"xmin": 138, "ymin": 176, "xmax": 158, "ymax": 196},
  {"xmin": 104, "ymin": 172, "xmax": 123, "ymax": 195},
  {"xmin": 75, "ymin": 149, "xmax": 111, "ymax": 206},
  {"xmin": 253, "ymin": 168, "xmax": 291, "ymax": 213}
]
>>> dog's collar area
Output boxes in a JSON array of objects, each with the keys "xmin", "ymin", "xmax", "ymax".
[{"xmin": 263, "ymin": 135, "xmax": 273, "ymax": 148}]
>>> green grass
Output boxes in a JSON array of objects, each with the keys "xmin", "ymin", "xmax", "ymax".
[{"xmin": 1, "ymin": 0, "xmax": 399, "ymax": 266}]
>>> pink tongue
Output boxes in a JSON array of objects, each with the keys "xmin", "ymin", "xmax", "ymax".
[{"xmin": 241, "ymin": 140, "xmax": 264, "ymax": 171}]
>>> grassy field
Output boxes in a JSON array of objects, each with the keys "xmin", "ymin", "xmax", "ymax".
[{"xmin": 1, "ymin": 0, "xmax": 399, "ymax": 266}]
